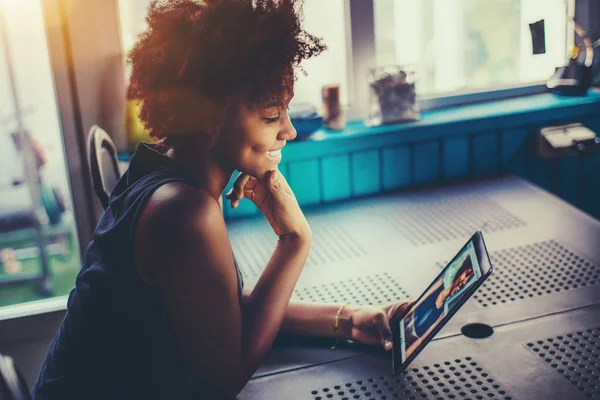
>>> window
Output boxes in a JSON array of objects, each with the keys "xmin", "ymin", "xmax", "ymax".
[
  {"xmin": 117, "ymin": 0, "xmax": 349, "ymax": 108},
  {"xmin": 374, "ymin": 0, "xmax": 570, "ymax": 98},
  {"xmin": 0, "ymin": 1, "xmax": 81, "ymax": 313}
]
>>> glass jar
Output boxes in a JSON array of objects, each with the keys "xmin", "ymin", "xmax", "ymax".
[{"xmin": 366, "ymin": 65, "xmax": 420, "ymax": 126}]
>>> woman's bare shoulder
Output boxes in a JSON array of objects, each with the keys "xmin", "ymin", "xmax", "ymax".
[
  {"xmin": 136, "ymin": 182, "xmax": 225, "ymax": 252},
  {"xmin": 134, "ymin": 182, "xmax": 230, "ymax": 285},
  {"xmin": 142, "ymin": 182, "xmax": 221, "ymax": 228}
]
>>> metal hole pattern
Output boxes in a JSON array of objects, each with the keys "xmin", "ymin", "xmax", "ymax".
[
  {"xmin": 310, "ymin": 357, "xmax": 514, "ymax": 400},
  {"xmin": 386, "ymin": 195, "xmax": 525, "ymax": 246},
  {"xmin": 477, "ymin": 241, "xmax": 599, "ymax": 307},
  {"xmin": 527, "ymin": 327, "xmax": 600, "ymax": 398},
  {"xmin": 231, "ymin": 224, "xmax": 367, "ymax": 279},
  {"xmin": 435, "ymin": 240, "xmax": 600, "ymax": 308},
  {"xmin": 292, "ymin": 273, "xmax": 411, "ymax": 305}
]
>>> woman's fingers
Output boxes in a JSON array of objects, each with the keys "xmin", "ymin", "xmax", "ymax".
[
  {"xmin": 232, "ymin": 173, "xmax": 251, "ymax": 202},
  {"xmin": 226, "ymin": 173, "xmax": 251, "ymax": 208},
  {"xmin": 244, "ymin": 176, "xmax": 269, "ymax": 208},
  {"xmin": 351, "ymin": 329, "xmax": 380, "ymax": 346},
  {"xmin": 374, "ymin": 311, "xmax": 394, "ymax": 351},
  {"xmin": 387, "ymin": 300, "xmax": 415, "ymax": 322}
]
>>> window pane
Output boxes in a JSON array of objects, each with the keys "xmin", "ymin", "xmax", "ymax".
[
  {"xmin": 0, "ymin": 1, "xmax": 81, "ymax": 310},
  {"xmin": 292, "ymin": 0, "xmax": 348, "ymax": 107},
  {"xmin": 374, "ymin": 0, "xmax": 569, "ymax": 96},
  {"xmin": 117, "ymin": 0, "xmax": 348, "ymax": 110}
]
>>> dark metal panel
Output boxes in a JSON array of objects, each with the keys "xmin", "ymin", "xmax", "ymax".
[
  {"xmin": 351, "ymin": 150, "xmax": 381, "ymax": 197},
  {"xmin": 382, "ymin": 146, "xmax": 411, "ymax": 191},
  {"xmin": 413, "ymin": 141, "xmax": 441, "ymax": 185},
  {"xmin": 472, "ymin": 132, "xmax": 500, "ymax": 176},
  {"xmin": 443, "ymin": 136, "xmax": 470, "ymax": 180},
  {"xmin": 322, "ymin": 154, "xmax": 353, "ymax": 202},
  {"xmin": 289, "ymin": 159, "xmax": 322, "ymax": 206},
  {"xmin": 558, "ymin": 155, "xmax": 581, "ymax": 206},
  {"xmin": 500, "ymin": 128, "xmax": 528, "ymax": 175}
]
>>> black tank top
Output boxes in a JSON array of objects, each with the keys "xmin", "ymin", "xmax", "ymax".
[{"xmin": 32, "ymin": 143, "xmax": 244, "ymax": 399}]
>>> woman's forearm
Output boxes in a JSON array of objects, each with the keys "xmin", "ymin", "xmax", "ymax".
[
  {"xmin": 279, "ymin": 301, "xmax": 359, "ymax": 340},
  {"xmin": 240, "ymin": 237, "xmax": 311, "ymax": 377}
]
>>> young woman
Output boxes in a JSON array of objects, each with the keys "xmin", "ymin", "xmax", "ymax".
[{"xmin": 32, "ymin": 1, "xmax": 411, "ymax": 398}]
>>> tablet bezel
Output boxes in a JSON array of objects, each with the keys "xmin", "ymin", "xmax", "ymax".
[{"xmin": 391, "ymin": 231, "xmax": 493, "ymax": 375}]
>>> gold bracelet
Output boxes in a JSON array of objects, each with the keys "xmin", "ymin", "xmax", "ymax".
[{"xmin": 331, "ymin": 303, "xmax": 348, "ymax": 350}]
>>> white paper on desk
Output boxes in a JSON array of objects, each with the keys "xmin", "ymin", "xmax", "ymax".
[
  {"xmin": 566, "ymin": 126, "xmax": 596, "ymax": 141},
  {"xmin": 545, "ymin": 133, "xmax": 573, "ymax": 148}
]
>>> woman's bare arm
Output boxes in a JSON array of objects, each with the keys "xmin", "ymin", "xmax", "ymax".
[
  {"xmin": 277, "ymin": 301, "xmax": 358, "ymax": 339},
  {"xmin": 135, "ymin": 183, "xmax": 310, "ymax": 398}
]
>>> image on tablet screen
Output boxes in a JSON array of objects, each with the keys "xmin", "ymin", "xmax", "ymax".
[{"xmin": 398, "ymin": 240, "xmax": 481, "ymax": 363}]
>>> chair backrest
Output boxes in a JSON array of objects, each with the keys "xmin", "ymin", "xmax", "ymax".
[
  {"xmin": 0, "ymin": 354, "xmax": 31, "ymax": 400},
  {"xmin": 87, "ymin": 125, "xmax": 121, "ymax": 210}
]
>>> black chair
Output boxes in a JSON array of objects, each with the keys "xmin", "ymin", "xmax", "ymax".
[
  {"xmin": 0, "ymin": 353, "xmax": 31, "ymax": 400},
  {"xmin": 87, "ymin": 125, "xmax": 121, "ymax": 210}
]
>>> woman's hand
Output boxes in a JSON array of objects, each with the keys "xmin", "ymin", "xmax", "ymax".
[
  {"xmin": 225, "ymin": 170, "xmax": 311, "ymax": 240},
  {"xmin": 344, "ymin": 301, "xmax": 414, "ymax": 351}
]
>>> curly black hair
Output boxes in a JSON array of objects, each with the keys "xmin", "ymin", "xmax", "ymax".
[{"xmin": 127, "ymin": 0, "xmax": 326, "ymax": 146}]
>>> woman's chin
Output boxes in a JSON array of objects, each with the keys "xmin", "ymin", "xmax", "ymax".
[
  {"xmin": 238, "ymin": 160, "xmax": 281, "ymax": 181},
  {"xmin": 259, "ymin": 162, "xmax": 281, "ymax": 177}
]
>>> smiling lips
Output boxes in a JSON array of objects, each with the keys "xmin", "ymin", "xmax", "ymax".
[{"xmin": 265, "ymin": 147, "xmax": 283, "ymax": 163}]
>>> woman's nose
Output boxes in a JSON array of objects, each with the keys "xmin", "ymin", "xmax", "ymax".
[{"xmin": 279, "ymin": 114, "xmax": 297, "ymax": 141}]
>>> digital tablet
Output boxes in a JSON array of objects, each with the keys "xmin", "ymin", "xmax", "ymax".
[{"xmin": 391, "ymin": 231, "xmax": 493, "ymax": 375}]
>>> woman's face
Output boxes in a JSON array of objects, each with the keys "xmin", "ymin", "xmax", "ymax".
[
  {"xmin": 436, "ymin": 268, "xmax": 475, "ymax": 308},
  {"xmin": 219, "ymin": 94, "xmax": 297, "ymax": 179},
  {"xmin": 449, "ymin": 269, "xmax": 474, "ymax": 297}
]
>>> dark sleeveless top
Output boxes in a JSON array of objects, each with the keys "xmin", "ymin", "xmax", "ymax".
[{"xmin": 32, "ymin": 143, "xmax": 244, "ymax": 399}]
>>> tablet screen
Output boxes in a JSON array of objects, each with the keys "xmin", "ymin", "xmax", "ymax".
[{"xmin": 397, "ymin": 240, "xmax": 482, "ymax": 364}]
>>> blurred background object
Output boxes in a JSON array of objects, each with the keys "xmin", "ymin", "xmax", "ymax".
[
  {"xmin": 321, "ymin": 84, "xmax": 345, "ymax": 131},
  {"xmin": 288, "ymin": 102, "xmax": 323, "ymax": 139},
  {"xmin": 546, "ymin": 18, "xmax": 595, "ymax": 95},
  {"xmin": 366, "ymin": 65, "xmax": 420, "ymax": 126},
  {"xmin": 529, "ymin": 19, "xmax": 546, "ymax": 55}
]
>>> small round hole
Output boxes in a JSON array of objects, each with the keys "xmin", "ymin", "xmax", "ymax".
[{"xmin": 461, "ymin": 323, "xmax": 494, "ymax": 339}]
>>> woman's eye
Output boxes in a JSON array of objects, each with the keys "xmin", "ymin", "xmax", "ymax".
[{"xmin": 263, "ymin": 115, "xmax": 280, "ymax": 124}]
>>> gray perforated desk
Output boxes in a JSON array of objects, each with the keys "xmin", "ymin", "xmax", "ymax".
[{"xmin": 225, "ymin": 175, "xmax": 600, "ymax": 400}]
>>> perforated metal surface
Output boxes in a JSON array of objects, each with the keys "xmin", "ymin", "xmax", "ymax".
[
  {"xmin": 310, "ymin": 358, "xmax": 514, "ymax": 400},
  {"xmin": 475, "ymin": 241, "xmax": 599, "ymax": 307},
  {"xmin": 386, "ymin": 195, "xmax": 525, "ymax": 245},
  {"xmin": 230, "ymin": 232, "xmax": 274, "ymax": 280},
  {"xmin": 293, "ymin": 273, "xmax": 411, "ymax": 305},
  {"xmin": 237, "ymin": 176, "xmax": 600, "ymax": 400},
  {"xmin": 434, "ymin": 240, "xmax": 600, "ymax": 308},
  {"xmin": 231, "ymin": 224, "xmax": 367, "ymax": 279},
  {"xmin": 527, "ymin": 327, "xmax": 600, "ymax": 399}
]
